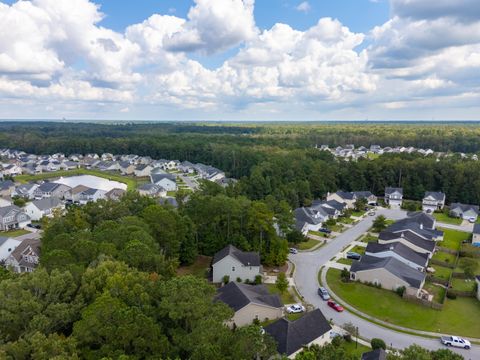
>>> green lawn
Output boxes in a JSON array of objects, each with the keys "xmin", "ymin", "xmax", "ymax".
[
  {"xmin": 350, "ymin": 245, "xmax": 366, "ymax": 255},
  {"xmin": 361, "ymin": 234, "xmax": 378, "ymax": 243},
  {"xmin": 297, "ymin": 238, "xmax": 322, "ymax": 250},
  {"xmin": 286, "ymin": 312, "xmax": 304, "ymax": 321},
  {"xmin": 338, "ymin": 216, "xmax": 355, "ymax": 224},
  {"xmin": 176, "ymin": 255, "xmax": 211, "ymax": 278},
  {"xmin": 351, "ymin": 210, "xmax": 366, "ymax": 217},
  {"xmin": 437, "ymin": 228, "xmax": 470, "ymax": 251},
  {"xmin": 14, "ymin": 169, "xmax": 139, "ymax": 190},
  {"xmin": 337, "ymin": 258, "xmax": 353, "ymax": 265},
  {"xmin": 431, "ymin": 265, "xmax": 453, "ymax": 280},
  {"xmin": 431, "ymin": 251, "xmax": 456, "ymax": 265},
  {"xmin": 341, "ymin": 341, "xmax": 371, "ymax": 358},
  {"xmin": 326, "ymin": 268, "xmax": 480, "ymax": 337},
  {"xmin": 265, "ymin": 284, "xmax": 296, "ymax": 304},
  {"xmin": 433, "ymin": 213, "xmax": 462, "ymax": 225},
  {"xmin": 423, "ymin": 282, "xmax": 446, "ymax": 303},
  {"xmin": 450, "ymin": 278, "xmax": 476, "ymax": 292},
  {"xmin": 308, "ymin": 230, "xmax": 328, "ymax": 238},
  {"xmin": 0, "ymin": 229, "xmax": 30, "ymax": 237},
  {"xmin": 329, "ymin": 224, "xmax": 345, "ymax": 233}
]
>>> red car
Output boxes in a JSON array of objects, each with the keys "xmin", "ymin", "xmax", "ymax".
[{"xmin": 327, "ymin": 300, "xmax": 344, "ymax": 312}]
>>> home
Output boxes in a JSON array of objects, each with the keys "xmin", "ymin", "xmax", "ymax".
[
  {"xmin": 4, "ymin": 238, "xmax": 40, "ymax": 273},
  {"xmin": 327, "ymin": 191, "xmax": 377, "ymax": 209},
  {"xmin": 450, "ymin": 203, "xmax": 479, "ymax": 221},
  {"xmin": 134, "ymin": 164, "xmax": 153, "ymax": 177},
  {"xmin": 194, "ymin": 163, "xmax": 225, "ymax": 182},
  {"xmin": 105, "ymin": 188, "xmax": 126, "ymax": 201},
  {"xmin": 118, "ymin": 161, "xmax": 135, "ymax": 175},
  {"xmin": 96, "ymin": 161, "xmax": 119, "ymax": 172},
  {"xmin": 0, "ymin": 180, "xmax": 15, "ymax": 197},
  {"xmin": 24, "ymin": 197, "xmax": 64, "ymax": 221},
  {"xmin": 212, "ymin": 244, "xmax": 261, "ymax": 283},
  {"xmin": 0, "ymin": 197, "xmax": 12, "ymax": 207},
  {"xmin": 215, "ymin": 282, "xmax": 283, "ymax": 327},
  {"xmin": 12, "ymin": 183, "xmax": 39, "ymax": 200},
  {"xmin": 0, "ymin": 236, "xmax": 22, "ymax": 261},
  {"xmin": 362, "ymin": 348, "xmax": 387, "ymax": 360},
  {"xmin": 473, "ymin": 224, "xmax": 480, "ymax": 247},
  {"xmin": 59, "ymin": 161, "xmax": 79, "ymax": 170},
  {"xmin": 385, "ymin": 187, "xmax": 403, "ymax": 208},
  {"xmin": 151, "ymin": 173, "xmax": 177, "ymax": 192},
  {"xmin": 34, "ymin": 182, "xmax": 71, "ymax": 199},
  {"xmin": 264, "ymin": 309, "xmax": 332, "ymax": 359},
  {"xmin": 0, "ymin": 205, "xmax": 31, "ymax": 231},
  {"xmin": 137, "ymin": 183, "xmax": 167, "ymax": 198},
  {"xmin": 65, "ymin": 185, "xmax": 91, "ymax": 203},
  {"xmin": 178, "ymin": 161, "xmax": 195, "ymax": 174},
  {"xmin": 422, "ymin": 191, "xmax": 446, "ymax": 213},
  {"xmin": 2, "ymin": 164, "xmax": 22, "ymax": 176},
  {"xmin": 78, "ymin": 188, "xmax": 107, "ymax": 204},
  {"xmin": 378, "ymin": 231, "xmax": 436, "ymax": 256},
  {"xmin": 294, "ymin": 206, "xmax": 328, "ymax": 236},
  {"xmin": 350, "ymin": 255, "xmax": 426, "ymax": 297},
  {"xmin": 365, "ymin": 242, "xmax": 429, "ymax": 271}
]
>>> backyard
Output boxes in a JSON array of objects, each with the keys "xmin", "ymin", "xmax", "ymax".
[
  {"xmin": 176, "ymin": 255, "xmax": 211, "ymax": 278},
  {"xmin": 325, "ymin": 268, "xmax": 480, "ymax": 337},
  {"xmin": 437, "ymin": 228, "xmax": 470, "ymax": 251},
  {"xmin": 265, "ymin": 283, "xmax": 297, "ymax": 304},
  {"xmin": 430, "ymin": 265, "xmax": 452, "ymax": 280},
  {"xmin": 433, "ymin": 212, "xmax": 463, "ymax": 225}
]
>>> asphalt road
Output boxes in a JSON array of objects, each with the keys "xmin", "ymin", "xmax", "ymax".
[{"xmin": 290, "ymin": 208, "xmax": 477, "ymax": 359}]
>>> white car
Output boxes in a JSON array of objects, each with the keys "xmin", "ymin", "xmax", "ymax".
[
  {"xmin": 286, "ymin": 304, "xmax": 305, "ymax": 314},
  {"xmin": 468, "ymin": 217, "xmax": 476, "ymax": 223},
  {"xmin": 440, "ymin": 336, "xmax": 471, "ymax": 349},
  {"xmin": 289, "ymin": 248, "xmax": 298, "ymax": 254}
]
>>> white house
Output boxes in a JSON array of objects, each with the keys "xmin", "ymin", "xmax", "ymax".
[
  {"xmin": 2, "ymin": 164, "xmax": 22, "ymax": 176},
  {"xmin": 134, "ymin": 164, "xmax": 153, "ymax": 177},
  {"xmin": 450, "ymin": 203, "xmax": 479, "ymax": 221},
  {"xmin": 24, "ymin": 197, "xmax": 64, "ymax": 221},
  {"xmin": 0, "ymin": 236, "xmax": 22, "ymax": 261},
  {"xmin": 422, "ymin": 191, "xmax": 446, "ymax": 213},
  {"xmin": 385, "ymin": 187, "xmax": 403, "ymax": 208},
  {"xmin": 5, "ymin": 238, "xmax": 40, "ymax": 273},
  {"xmin": 0, "ymin": 205, "xmax": 31, "ymax": 231},
  {"xmin": 151, "ymin": 173, "xmax": 177, "ymax": 192},
  {"xmin": 212, "ymin": 244, "xmax": 262, "ymax": 283},
  {"xmin": 79, "ymin": 188, "xmax": 107, "ymax": 204},
  {"xmin": 12, "ymin": 183, "xmax": 39, "ymax": 200}
]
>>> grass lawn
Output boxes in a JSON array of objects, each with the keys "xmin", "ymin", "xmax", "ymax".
[
  {"xmin": 176, "ymin": 255, "xmax": 211, "ymax": 278},
  {"xmin": 361, "ymin": 234, "xmax": 378, "ymax": 243},
  {"xmin": 166, "ymin": 191, "xmax": 177, "ymax": 196},
  {"xmin": 297, "ymin": 238, "xmax": 322, "ymax": 250},
  {"xmin": 326, "ymin": 268, "xmax": 480, "ymax": 337},
  {"xmin": 265, "ymin": 284, "xmax": 296, "ymax": 304},
  {"xmin": 0, "ymin": 229, "xmax": 30, "ymax": 237},
  {"xmin": 351, "ymin": 210, "xmax": 366, "ymax": 217},
  {"xmin": 431, "ymin": 265, "xmax": 453, "ymax": 280},
  {"xmin": 308, "ymin": 230, "xmax": 328, "ymax": 238},
  {"xmin": 286, "ymin": 312, "xmax": 304, "ymax": 321},
  {"xmin": 450, "ymin": 278, "xmax": 476, "ymax": 292},
  {"xmin": 337, "ymin": 258, "xmax": 353, "ymax": 265},
  {"xmin": 423, "ymin": 282, "xmax": 446, "ymax": 303},
  {"xmin": 433, "ymin": 213, "xmax": 462, "ymax": 225},
  {"xmin": 350, "ymin": 245, "xmax": 366, "ymax": 255},
  {"xmin": 432, "ymin": 251, "xmax": 457, "ymax": 265},
  {"xmin": 329, "ymin": 224, "xmax": 345, "ymax": 233},
  {"xmin": 341, "ymin": 341, "xmax": 371, "ymax": 358},
  {"xmin": 14, "ymin": 169, "xmax": 139, "ymax": 190},
  {"xmin": 437, "ymin": 228, "xmax": 470, "ymax": 251},
  {"xmin": 338, "ymin": 216, "xmax": 355, "ymax": 224}
]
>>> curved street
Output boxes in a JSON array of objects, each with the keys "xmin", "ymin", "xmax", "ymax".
[{"xmin": 289, "ymin": 208, "xmax": 477, "ymax": 359}]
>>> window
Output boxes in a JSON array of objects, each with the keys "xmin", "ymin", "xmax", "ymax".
[{"xmin": 232, "ymin": 266, "xmax": 235, "ymax": 272}]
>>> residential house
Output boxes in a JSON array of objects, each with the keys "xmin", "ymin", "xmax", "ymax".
[
  {"xmin": 422, "ymin": 191, "xmax": 446, "ymax": 213},
  {"xmin": 60, "ymin": 161, "xmax": 79, "ymax": 170},
  {"xmin": 212, "ymin": 244, "xmax": 261, "ymax": 283},
  {"xmin": 151, "ymin": 173, "xmax": 177, "ymax": 192},
  {"xmin": 0, "ymin": 205, "xmax": 31, "ymax": 231},
  {"xmin": 12, "ymin": 183, "xmax": 39, "ymax": 199},
  {"xmin": 327, "ymin": 191, "xmax": 377, "ymax": 209},
  {"xmin": 2, "ymin": 164, "xmax": 22, "ymax": 176},
  {"xmin": 34, "ymin": 182, "xmax": 71, "ymax": 199},
  {"xmin": 473, "ymin": 224, "xmax": 480, "ymax": 247},
  {"xmin": 385, "ymin": 187, "xmax": 403, "ymax": 208},
  {"xmin": 194, "ymin": 163, "xmax": 225, "ymax": 182},
  {"xmin": 105, "ymin": 188, "xmax": 126, "ymax": 201},
  {"xmin": 65, "ymin": 185, "xmax": 91, "ymax": 203},
  {"xmin": 118, "ymin": 161, "xmax": 135, "ymax": 175},
  {"xmin": 378, "ymin": 231, "xmax": 436, "ymax": 256},
  {"xmin": 264, "ymin": 309, "xmax": 332, "ymax": 359},
  {"xmin": 178, "ymin": 161, "xmax": 195, "ymax": 174},
  {"xmin": 350, "ymin": 255, "xmax": 426, "ymax": 297},
  {"xmin": 134, "ymin": 164, "xmax": 153, "ymax": 177},
  {"xmin": 353, "ymin": 191, "xmax": 377, "ymax": 205},
  {"xmin": 137, "ymin": 183, "xmax": 167, "ymax": 198},
  {"xmin": 215, "ymin": 282, "xmax": 283, "ymax": 327},
  {"xmin": 24, "ymin": 198, "xmax": 64, "ymax": 221},
  {"xmin": 362, "ymin": 349, "xmax": 387, "ymax": 360},
  {"xmin": 96, "ymin": 161, "xmax": 119, "ymax": 172},
  {"xmin": 4, "ymin": 238, "xmax": 40, "ymax": 273},
  {"xmin": 294, "ymin": 206, "xmax": 328, "ymax": 236},
  {"xmin": 0, "ymin": 236, "xmax": 22, "ymax": 261},
  {"xmin": 79, "ymin": 188, "xmax": 107, "ymax": 204},
  {"xmin": 365, "ymin": 242, "xmax": 429, "ymax": 271},
  {"xmin": 0, "ymin": 197, "xmax": 12, "ymax": 207},
  {"xmin": 449, "ymin": 203, "xmax": 479, "ymax": 221},
  {"xmin": 0, "ymin": 180, "xmax": 15, "ymax": 197}
]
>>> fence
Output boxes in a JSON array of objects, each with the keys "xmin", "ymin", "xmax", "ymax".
[
  {"xmin": 447, "ymin": 289, "xmax": 475, "ymax": 298},
  {"xmin": 426, "ymin": 275, "xmax": 449, "ymax": 286},
  {"xmin": 403, "ymin": 293, "xmax": 443, "ymax": 310},
  {"xmin": 435, "ymin": 246, "xmax": 458, "ymax": 255},
  {"xmin": 429, "ymin": 258, "xmax": 455, "ymax": 269}
]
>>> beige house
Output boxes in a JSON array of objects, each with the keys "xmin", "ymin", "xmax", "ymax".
[
  {"xmin": 216, "ymin": 282, "xmax": 283, "ymax": 327},
  {"xmin": 265, "ymin": 309, "xmax": 332, "ymax": 359},
  {"xmin": 350, "ymin": 255, "xmax": 426, "ymax": 297},
  {"xmin": 212, "ymin": 244, "xmax": 261, "ymax": 283}
]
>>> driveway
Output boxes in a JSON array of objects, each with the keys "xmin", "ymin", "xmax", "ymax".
[
  {"xmin": 179, "ymin": 174, "xmax": 199, "ymax": 190},
  {"xmin": 290, "ymin": 208, "xmax": 477, "ymax": 358},
  {"xmin": 436, "ymin": 221, "xmax": 474, "ymax": 233}
]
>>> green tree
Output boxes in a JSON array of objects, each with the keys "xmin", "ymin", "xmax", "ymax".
[
  {"xmin": 276, "ymin": 272, "xmax": 289, "ymax": 294},
  {"xmin": 459, "ymin": 258, "xmax": 477, "ymax": 278},
  {"xmin": 371, "ymin": 338, "xmax": 386, "ymax": 350},
  {"xmin": 372, "ymin": 215, "xmax": 387, "ymax": 232}
]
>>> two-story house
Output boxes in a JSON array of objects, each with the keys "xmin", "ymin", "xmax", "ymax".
[
  {"xmin": 212, "ymin": 244, "xmax": 261, "ymax": 283},
  {"xmin": 24, "ymin": 197, "xmax": 64, "ymax": 221},
  {"xmin": 385, "ymin": 187, "xmax": 403, "ymax": 208},
  {"xmin": 5, "ymin": 238, "xmax": 40, "ymax": 273},
  {"xmin": 34, "ymin": 182, "xmax": 71, "ymax": 199},
  {"xmin": 0, "ymin": 205, "xmax": 31, "ymax": 231},
  {"xmin": 422, "ymin": 191, "xmax": 446, "ymax": 213}
]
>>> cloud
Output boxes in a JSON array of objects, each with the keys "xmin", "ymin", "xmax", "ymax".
[{"xmin": 296, "ymin": 1, "xmax": 310, "ymax": 13}]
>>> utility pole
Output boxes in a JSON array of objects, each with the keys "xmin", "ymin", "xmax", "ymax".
[{"xmin": 356, "ymin": 326, "xmax": 359, "ymax": 348}]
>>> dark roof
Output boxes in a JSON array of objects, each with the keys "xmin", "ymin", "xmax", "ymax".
[
  {"xmin": 424, "ymin": 191, "xmax": 446, "ymax": 201},
  {"xmin": 294, "ymin": 207, "xmax": 325, "ymax": 231},
  {"xmin": 389, "ymin": 212, "xmax": 436, "ymax": 231},
  {"xmin": 264, "ymin": 309, "xmax": 332, "ymax": 356},
  {"xmin": 215, "ymin": 282, "xmax": 282, "ymax": 312},
  {"xmin": 450, "ymin": 203, "xmax": 479, "ymax": 215},
  {"xmin": 365, "ymin": 242, "xmax": 429, "ymax": 267},
  {"xmin": 324, "ymin": 199, "xmax": 346, "ymax": 211},
  {"xmin": 353, "ymin": 191, "xmax": 375, "ymax": 199},
  {"xmin": 350, "ymin": 255, "xmax": 425, "ymax": 288},
  {"xmin": 362, "ymin": 348, "xmax": 387, "ymax": 360},
  {"xmin": 0, "ymin": 180, "xmax": 14, "ymax": 190},
  {"xmin": 31, "ymin": 197, "xmax": 62, "ymax": 211},
  {"xmin": 336, "ymin": 191, "xmax": 355, "ymax": 200},
  {"xmin": 474, "ymin": 224, "xmax": 480, "ymax": 235},
  {"xmin": 37, "ymin": 182, "xmax": 62, "ymax": 192},
  {"xmin": 212, "ymin": 244, "xmax": 260, "ymax": 266},
  {"xmin": 151, "ymin": 173, "xmax": 176, "ymax": 184},
  {"xmin": 9, "ymin": 238, "xmax": 40, "ymax": 268},
  {"xmin": 385, "ymin": 187, "xmax": 403, "ymax": 195},
  {"xmin": 379, "ymin": 230, "xmax": 436, "ymax": 253},
  {"xmin": 0, "ymin": 236, "xmax": 10, "ymax": 247}
]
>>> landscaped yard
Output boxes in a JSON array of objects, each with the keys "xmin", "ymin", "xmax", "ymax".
[
  {"xmin": 431, "ymin": 251, "xmax": 456, "ymax": 265},
  {"xmin": 361, "ymin": 234, "xmax": 378, "ymax": 243},
  {"xmin": 423, "ymin": 281, "xmax": 446, "ymax": 303},
  {"xmin": 431, "ymin": 265, "xmax": 453, "ymax": 280},
  {"xmin": 176, "ymin": 255, "xmax": 211, "ymax": 278},
  {"xmin": 341, "ymin": 341, "xmax": 371, "ymax": 358},
  {"xmin": 350, "ymin": 245, "xmax": 366, "ymax": 255},
  {"xmin": 437, "ymin": 228, "xmax": 470, "ymax": 251},
  {"xmin": 307, "ymin": 230, "xmax": 328, "ymax": 238},
  {"xmin": 433, "ymin": 212, "xmax": 462, "ymax": 225},
  {"xmin": 351, "ymin": 210, "xmax": 366, "ymax": 217},
  {"xmin": 296, "ymin": 238, "xmax": 322, "ymax": 250},
  {"xmin": 265, "ymin": 283, "xmax": 296, "ymax": 305},
  {"xmin": 338, "ymin": 216, "xmax": 355, "ymax": 224},
  {"xmin": 0, "ymin": 229, "xmax": 30, "ymax": 237},
  {"xmin": 325, "ymin": 268, "xmax": 480, "ymax": 336},
  {"xmin": 328, "ymin": 224, "xmax": 345, "ymax": 233},
  {"xmin": 450, "ymin": 278, "xmax": 476, "ymax": 292},
  {"xmin": 337, "ymin": 258, "xmax": 353, "ymax": 266}
]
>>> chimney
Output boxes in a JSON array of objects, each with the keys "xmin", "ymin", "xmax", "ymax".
[{"xmin": 420, "ymin": 223, "xmax": 423, "ymax": 230}]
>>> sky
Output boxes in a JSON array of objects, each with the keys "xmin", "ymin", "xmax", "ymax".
[{"xmin": 0, "ymin": 0, "xmax": 479, "ymax": 121}]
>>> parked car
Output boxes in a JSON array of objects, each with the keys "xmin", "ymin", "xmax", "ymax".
[
  {"xmin": 368, "ymin": 211, "xmax": 376, "ymax": 216},
  {"xmin": 319, "ymin": 228, "xmax": 332, "ymax": 234},
  {"xmin": 318, "ymin": 287, "xmax": 330, "ymax": 300},
  {"xmin": 289, "ymin": 248, "xmax": 298, "ymax": 254},
  {"xmin": 468, "ymin": 217, "xmax": 476, "ymax": 223},
  {"xmin": 286, "ymin": 304, "xmax": 305, "ymax": 314},
  {"xmin": 440, "ymin": 336, "xmax": 471, "ymax": 349},
  {"xmin": 346, "ymin": 252, "xmax": 361, "ymax": 260},
  {"xmin": 327, "ymin": 300, "xmax": 344, "ymax": 312}
]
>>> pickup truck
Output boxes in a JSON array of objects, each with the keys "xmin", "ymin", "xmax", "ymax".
[{"xmin": 440, "ymin": 336, "xmax": 471, "ymax": 349}]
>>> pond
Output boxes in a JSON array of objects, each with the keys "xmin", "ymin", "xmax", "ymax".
[{"xmin": 55, "ymin": 175, "xmax": 127, "ymax": 191}]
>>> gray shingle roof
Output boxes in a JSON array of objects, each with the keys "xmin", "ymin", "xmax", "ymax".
[
  {"xmin": 37, "ymin": 182, "xmax": 62, "ymax": 192},
  {"xmin": 264, "ymin": 309, "xmax": 332, "ymax": 356},
  {"xmin": 379, "ymin": 230, "xmax": 436, "ymax": 253},
  {"xmin": 362, "ymin": 348, "xmax": 387, "ymax": 360},
  {"xmin": 151, "ymin": 173, "xmax": 176, "ymax": 184},
  {"xmin": 212, "ymin": 244, "xmax": 260, "ymax": 266},
  {"xmin": 350, "ymin": 255, "xmax": 425, "ymax": 288},
  {"xmin": 353, "ymin": 191, "xmax": 375, "ymax": 199},
  {"xmin": 294, "ymin": 207, "xmax": 325, "ymax": 231},
  {"xmin": 31, "ymin": 197, "xmax": 62, "ymax": 211},
  {"xmin": 0, "ymin": 205, "xmax": 22, "ymax": 217},
  {"xmin": 0, "ymin": 180, "xmax": 14, "ymax": 190},
  {"xmin": 365, "ymin": 242, "xmax": 429, "ymax": 268},
  {"xmin": 215, "ymin": 282, "xmax": 282, "ymax": 312},
  {"xmin": 450, "ymin": 203, "xmax": 479, "ymax": 215},
  {"xmin": 385, "ymin": 187, "xmax": 403, "ymax": 195},
  {"xmin": 424, "ymin": 191, "xmax": 446, "ymax": 201},
  {"xmin": 474, "ymin": 223, "xmax": 480, "ymax": 235}
]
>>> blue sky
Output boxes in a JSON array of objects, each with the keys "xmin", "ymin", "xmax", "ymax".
[{"xmin": 0, "ymin": 0, "xmax": 479, "ymax": 121}]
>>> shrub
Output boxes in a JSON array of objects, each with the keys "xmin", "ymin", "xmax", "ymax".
[
  {"xmin": 275, "ymin": 272, "xmax": 289, "ymax": 293},
  {"xmin": 446, "ymin": 291, "xmax": 457, "ymax": 300},
  {"xmin": 395, "ymin": 286, "xmax": 406, "ymax": 297},
  {"xmin": 254, "ymin": 275, "xmax": 262, "ymax": 285},
  {"xmin": 343, "ymin": 334, "xmax": 352, "ymax": 342},
  {"xmin": 222, "ymin": 275, "xmax": 230, "ymax": 284},
  {"xmin": 371, "ymin": 338, "xmax": 386, "ymax": 350},
  {"xmin": 236, "ymin": 277, "xmax": 242, "ymax": 283},
  {"xmin": 340, "ymin": 268, "xmax": 350, "ymax": 282}
]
